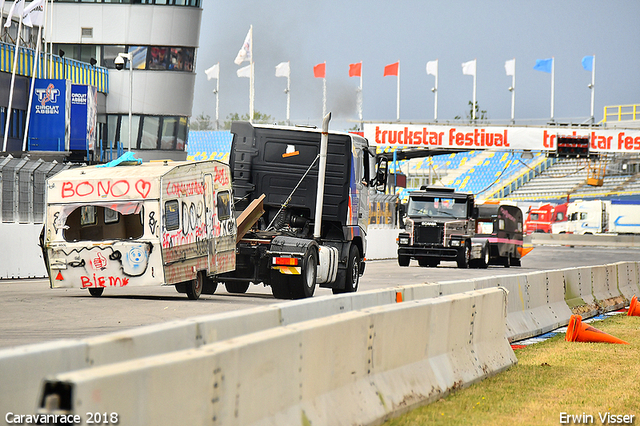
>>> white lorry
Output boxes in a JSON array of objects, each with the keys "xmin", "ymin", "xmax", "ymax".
[
  {"xmin": 566, "ymin": 199, "xmax": 640, "ymax": 235},
  {"xmin": 42, "ymin": 159, "xmax": 237, "ymax": 299}
]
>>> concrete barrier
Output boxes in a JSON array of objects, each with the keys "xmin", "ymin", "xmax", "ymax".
[
  {"xmin": 616, "ymin": 262, "xmax": 640, "ymax": 300},
  {"xmin": 35, "ymin": 288, "xmax": 515, "ymax": 426},
  {"xmin": 563, "ymin": 267, "xmax": 599, "ymax": 317},
  {"xmin": 591, "ymin": 264, "xmax": 626, "ymax": 311}
]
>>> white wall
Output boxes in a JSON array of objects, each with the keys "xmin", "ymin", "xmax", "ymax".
[{"xmin": 0, "ymin": 223, "xmax": 47, "ymax": 279}]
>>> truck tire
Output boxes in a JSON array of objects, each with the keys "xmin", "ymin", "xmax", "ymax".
[
  {"xmin": 503, "ymin": 254, "xmax": 511, "ymax": 268},
  {"xmin": 333, "ymin": 245, "xmax": 360, "ymax": 294},
  {"xmin": 186, "ymin": 271, "xmax": 204, "ymax": 300},
  {"xmin": 456, "ymin": 241, "xmax": 470, "ymax": 268},
  {"xmin": 290, "ymin": 248, "xmax": 317, "ymax": 299},
  {"xmin": 271, "ymin": 276, "xmax": 292, "ymax": 299},
  {"xmin": 202, "ymin": 277, "xmax": 218, "ymax": 295},
  {"xmin": 398, "ymin": 255, "xmax": 410, "ymax": 267},
  {"xmin": 88, "ymin": 288, "xmax": 104, "ymax": 297},
  {"xmin": 478, "ymin": 244, "xmax": 489, "ymax": 269},
  {"xmin": 225, "ymin": 281, "xmax": 250, "ymax": 294}
]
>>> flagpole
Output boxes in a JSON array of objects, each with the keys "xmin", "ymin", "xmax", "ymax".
[
  {"xmin": 23, "ymin": 24, "xmax": 43, "ymax": 151},
  {"xmin": 322, "ymin": 75, "xmax": 326, "ymax": 118},
  {"xmin": 396, "ymin": 61, "xmax": 400, "ymax": 121},
  {"xmin": 590, "ymin": 55, "xmax": 595, "ymax": 123},
  {"xmin": 41, "ymin": 0, "xmax": 48, "ymax": 78},
  {"xmin": 434, "ymin": 59, "xmax": 438, "ymax": 121},
  {"xmin": 286, "ymin": 69, "xmax": 290, "ymax": 125},
  {"xmin": 249, "ymin": 25, "xmax": 254, "ymax": 123},
  {"xmin": 358, "ymin": 67, "xmax": 363, "ymax": 125},
  {"xmin": 472, "ymin": 59, "xmax": 477, "ymax": 121},
  {"xmin": 215, "ymin": 65, "xmax": 220, "ymax": 130},
  {"xmin": 550, "ymin": 57, "xmax": 555, "ymax": 122},
  {"xmin": 510, "ymin": 58, "xmax": 516, "ymax": 124},
  {"xmin": 3, "ymin": 13, "xmax": 24, "ymax": 152}
]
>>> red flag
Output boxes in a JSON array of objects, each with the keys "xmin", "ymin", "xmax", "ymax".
[
  {"xmin": 313, "ymin": 62, "xmax": 326, "ymax": 78},
  {"xmin": 349, "ymin": 62, "xmax": 362, "ymax": 77},
  {"xmin": 383, "ymin": 62, "xmax": 399, "ymax": 77}
]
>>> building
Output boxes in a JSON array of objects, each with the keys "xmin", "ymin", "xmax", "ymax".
[{"xmin": 1, "ymin": 0, "xmax": 202, "ymax": 161}]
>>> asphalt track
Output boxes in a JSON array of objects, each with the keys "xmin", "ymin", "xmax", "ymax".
[{"xmin": 0, "ymin": 245, "xmax": 637, "ymax": 348}]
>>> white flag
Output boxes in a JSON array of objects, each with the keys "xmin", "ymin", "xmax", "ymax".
[
  {"xmin": 505, "ymin": 58, "xmax": 515, "ymax": 76},
  {"xmin": 275, "ymin": 61, "xmax": 290, "ymax": 78},
  {"xmin": 234, "ymin": 27, "xmax": 252, "ymax": 65},
  {"xmin": 22, "ymin": 0, "xmax": 45, "ymax": 28},
  {"xmin": 237, "ymin": 64, "xmax": 251, "ymax": 78},
  {"xmin": 205, "ymin": 63, "xmax": 219, "ymax": 80},
  {"xmin": 462, "ymin": 59, "xmax": 476, "ymax": 76},
  {"xmin": 426, "ymin": 60, "xmax": 438, "ymax": 77},
  {"xmin": 4, "ymin": 0, "xmax": 25, "ymax": 28}
]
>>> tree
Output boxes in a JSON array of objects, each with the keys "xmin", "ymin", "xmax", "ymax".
[
  {"xmin": 454, "ymin": 101, "xmax": 488, "ymax": 123},
  {"xmin": 190, "ymin": 113, "xmax": 213, "ymax": 130},
  {"xmin": 223, "ymin": 111, "xmax": 284, "ymax": 130}
]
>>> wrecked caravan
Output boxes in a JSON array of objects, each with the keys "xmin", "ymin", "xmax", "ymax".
[{"xmin": 42, "ymin": 160, "xmax": 236, "ymax": 299}]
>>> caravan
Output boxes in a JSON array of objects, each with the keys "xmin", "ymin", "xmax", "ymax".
[{"xmin": 42, "ymin": 160, "xmax": 236, "ymax": 299}]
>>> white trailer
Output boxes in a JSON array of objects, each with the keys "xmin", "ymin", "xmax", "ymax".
[
  {"xmin": 42, "ymin": 160, "xmax": 236, "ymax": 299},
  {"xmin": 566, "ymin": 199, "xmax": 640, "ymax": 235}
]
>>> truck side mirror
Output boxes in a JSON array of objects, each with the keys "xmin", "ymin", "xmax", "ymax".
[
  {"xmin": 472, "ymin": 206, "xmax": 479, "ymax": 219},
  {"xmin": 374, "ymin": 157, "xmax": 388, "ymax": 192}
]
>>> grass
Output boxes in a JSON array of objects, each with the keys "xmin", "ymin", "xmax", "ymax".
[{"xmin": 384, "ymin": 314, "xmax": 640, "ymax": 426}]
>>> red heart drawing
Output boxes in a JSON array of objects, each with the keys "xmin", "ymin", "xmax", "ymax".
[{"xmin": 135, "ymin": 180, "xmax": 151, "ymax": 198}]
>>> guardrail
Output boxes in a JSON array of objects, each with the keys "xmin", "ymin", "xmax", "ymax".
[
  {"xmin": 0, "ymin": 261, "xmax": 638, "ymax": 425},
  {"xmin": 528, "ymin": 233, "xmax": 640, "ymax": 247}
]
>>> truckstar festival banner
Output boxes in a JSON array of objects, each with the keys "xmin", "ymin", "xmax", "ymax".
[
  {"xmin": 28, "ymin": 79, "xmax": 71, "ymax": 151},
  {"xmin": 363, "ymin": 123, "xmax": 640, "ymax": 153}
]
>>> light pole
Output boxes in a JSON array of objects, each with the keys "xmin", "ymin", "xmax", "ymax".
[{"xmin": 115, "ymin": 52, "xmax": 133, "ymax": 151}]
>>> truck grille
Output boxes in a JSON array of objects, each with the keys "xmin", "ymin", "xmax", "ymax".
[{"xmin": 414, "ymin": 224, "xmax": 443, "ymax": 245}]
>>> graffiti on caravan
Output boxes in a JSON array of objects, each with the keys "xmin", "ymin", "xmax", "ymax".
[{"xmin": 60, "ymin": 179, "xmax": 152, "ymax": 199}]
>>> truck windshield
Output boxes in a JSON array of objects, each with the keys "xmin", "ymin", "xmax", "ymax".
[
  {"xmin": 60, "ymin": 202, "xmax": 144, "ymax": 242},
  {"xmin": 407, "ymin": 197, "xmax": 467, "ymax": 219}
]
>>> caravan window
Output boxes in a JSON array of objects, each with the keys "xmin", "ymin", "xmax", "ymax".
[
  {"xmin": 165, "ymin": 200, "xmax": 180, "ymax": 231},
  {"xmin": 62, "ymin": 203, "xmax": 143, "ymax": 242},
  {"xmin": 217, "ymin": 191, "xmax": 231, "ymax": 220}
]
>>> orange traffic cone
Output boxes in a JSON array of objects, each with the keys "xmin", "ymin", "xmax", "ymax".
[
  {"xmin": 565, "ymin": 315, "xmax": 629, "ymax": 344},
  {"xmin": 628, "ymin": 296, "xmax": 640, "ymax": 317}
]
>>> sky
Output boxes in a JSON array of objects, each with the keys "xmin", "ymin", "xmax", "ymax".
[{"xmin": 192, "ymin": 1, "xmax": 640, "ymax": 131}]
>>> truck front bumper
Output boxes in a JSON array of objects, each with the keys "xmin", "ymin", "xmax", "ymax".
[{"xmin": 398, "ymin": 245, "xmax": 459, "ymax": 260}]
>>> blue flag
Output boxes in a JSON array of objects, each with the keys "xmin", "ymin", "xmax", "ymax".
[
  {"xmin": 533, "ymin": 58, "xmax": 553, "ymax": 73},
  {"xmin": 582, "ymin": 55, "xmax": 594, "ymax": 72}
]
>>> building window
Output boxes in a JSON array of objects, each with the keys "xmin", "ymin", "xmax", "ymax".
[{"xmin": 140, "ymin": 116, "xmax": 160, "ymax": 149}]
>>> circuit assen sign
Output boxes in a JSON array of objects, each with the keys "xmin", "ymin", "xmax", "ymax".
[{"xmin": 363, "ymin": 123, "xmax": 640, "ymax": 153}]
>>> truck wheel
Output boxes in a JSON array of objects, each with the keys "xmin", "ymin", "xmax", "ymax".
[
  {"xmin": 202, "ymin": 277, "xmax": 218, "ymax": 295},
  {"xmin": 398, "ymin": 255, "xmax": 410, "ymax": 267},
  {"xmin": 186, "ymin": 271, "xmax": 204, "ymax": 300},
  {"xmin": 225, "ymin": 281, "xmax": 250, "ymax": 294},
  {"xmin": 291, "ymin": 249, "xmax": 317, "ymax": 299},
  {"xmin": 456, "ymin": 242, "xmax": 470, "ymax": 268},
  {"xmin": 418, "ymin": 258, "xmax": 429, "ymax": 267},
  {"xmin": 332, "ymin": 245, "xmax": 360, "ymax": 294},
  {"xmin": 503, "ymin": 254, "xmax": 511, "ymax": 268},
  {"xmin": 479, "ymin": 244, "xmax": 490, "ymax": 269},
  {"xmin": 271, "ymin": 277, "xmax": 292, "ymax": 299},
  {"xmin": 88, "ymin": 288, "xmax": 104, "ymax": 297}
]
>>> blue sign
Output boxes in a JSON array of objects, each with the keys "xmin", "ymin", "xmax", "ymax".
[
  {"xmin": 70, "ymin": 84, "xmax": 98, "ymax": 152},
  {"xmin": 28, "ymin": 79, "xmax": 70, "ymax": 151}
]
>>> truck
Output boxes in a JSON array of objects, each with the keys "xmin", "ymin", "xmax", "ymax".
[
  {"xmin": 42, "ymin": 159, "xmax": 237, "ymax": 300},
  {"xmin": 566, "ymin": 199, "xmax": 640, "ymax": 235},
  {"xmin": 221, "ymin": 116, "xmax": 387, "ymax": 299},
  {"xmin": 42, "ymin": 115, "xmax": 387, "ymax": 300},
  {"xmin": 396, "ymin": 187, "xmax": 482, "ymax": 268},
  {"xmin": 524, "ymin": 202, "xmax": 568, "ymax": 234},
  {"xmin": 472, "ymin": 201, "xmax": 524, "ymax": 267}
]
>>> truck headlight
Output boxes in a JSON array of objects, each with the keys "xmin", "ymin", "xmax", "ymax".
[
  {"xmin": 450, "ymin": 240, "xmax": 460, "ymax": 247},
  {"xmin": 398, "ymin": 237, "xmax": 409, "ymax": 245}
]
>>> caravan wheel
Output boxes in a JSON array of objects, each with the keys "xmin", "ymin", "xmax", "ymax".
[{"xmin": 186, "ymin": 271, "xmax": 204, "ymax": 300}]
